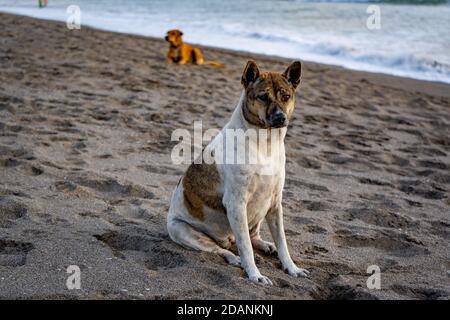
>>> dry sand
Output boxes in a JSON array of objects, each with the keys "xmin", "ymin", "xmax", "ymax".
[{"xmin": 0, "ymin": 13, "xmax": 449, "ymax": 299}]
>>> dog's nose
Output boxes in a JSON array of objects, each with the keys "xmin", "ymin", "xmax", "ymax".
[
  {"xmin": 165, "ymin": 36, "xmax": 169, "ymax": 41},
  {"xmin": 269, "ymin": 110, "xmax": 287, "ymax": 127}
]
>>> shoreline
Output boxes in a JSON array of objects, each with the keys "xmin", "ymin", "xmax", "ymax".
[
  {"xmin": 0, "ymin": 12, "xmax": 449, "ymax": 299},
  {"xmin": 2, "ymin": 10, "xmax": 450, "ymax": 92}
]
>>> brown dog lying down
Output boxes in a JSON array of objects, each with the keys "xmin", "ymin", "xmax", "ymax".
[{"xmin": 165, "ymin": 29, "xmax": 224, "ymax": 68}]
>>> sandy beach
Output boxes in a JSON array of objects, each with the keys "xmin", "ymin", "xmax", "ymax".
[{"xmin": 0, "ymin": 13, "xmax": 449, "ymax": 299}]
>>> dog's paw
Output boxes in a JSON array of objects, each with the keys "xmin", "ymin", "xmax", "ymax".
[
  {"xmin": 252, "ymin": 239, "xmax": 277, "ymax": 256},
  {"xmin": 225, "ymin": 255, "xmax": 241, "ymax": 267},
  {"xmin": 248, "ymin": 273, "xmax": 273, "ymax": 285},
  {"xmin": 261, "ymin": 242, "xmax": 277, "ymax": 255},
  {"xmin": 285, "ymin": 265, "xmax": 310, "ymax": 278}
]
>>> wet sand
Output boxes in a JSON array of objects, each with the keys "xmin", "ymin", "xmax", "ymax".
[{"xmin": 0, "ymin": 13, "xmax": 449, "ymax": 299}]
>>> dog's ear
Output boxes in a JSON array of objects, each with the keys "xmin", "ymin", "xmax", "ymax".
[
  {"xmin": 282, "ymin": 61, "xmax": 302, "ymax": 89},
  {"xmin": 241, "ymin": 60, "xmax": 260, "ymax": 88}
]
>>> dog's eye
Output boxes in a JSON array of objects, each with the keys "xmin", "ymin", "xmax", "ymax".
[
  {"xmin": 258, "ymin": 94, "xmax": 269, "ymax": 102},
  {"xmin": 281, "ymin": 94, "xmax": 291, "ymax": 102}
]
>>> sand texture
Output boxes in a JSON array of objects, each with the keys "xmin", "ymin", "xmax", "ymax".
[{"xmin": 0, "ymin": 13, "xmax": 449, "ymax": 299}]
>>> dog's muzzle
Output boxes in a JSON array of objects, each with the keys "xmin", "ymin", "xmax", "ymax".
[{"xmin": 268, "ymin": 109, "xmax": 288, "ymax": 128}]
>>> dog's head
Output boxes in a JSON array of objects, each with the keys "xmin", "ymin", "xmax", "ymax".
[
  {"xmin": 241, "ymin": 60, "xmax": 301, "ymax": 128},
  {"xmin": 165, "ymin": 29, "xmax": 184, "ymax": 47}
]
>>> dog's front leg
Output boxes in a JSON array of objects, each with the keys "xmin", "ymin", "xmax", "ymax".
[
  {"xmin": 266, "ymin": 203, "xmax": 310, "ymax": 278},
  {"xmin": 225, "ymin": 193, "xmax": 272, "ymax": 285}
]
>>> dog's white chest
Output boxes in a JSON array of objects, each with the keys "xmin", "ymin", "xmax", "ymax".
[{"xmin": 245, "ymin": 170, "xmax": 282, "ymax": 228}]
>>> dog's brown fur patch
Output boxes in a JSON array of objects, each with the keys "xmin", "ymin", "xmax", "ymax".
[{"xmin": 182, "ymin": 161, "xmax": 225, "ymax": 220}]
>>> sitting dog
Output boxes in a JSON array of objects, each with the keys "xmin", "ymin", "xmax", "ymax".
[
  {"xmin": 165, "ymin": 29, "xmax": 224, "ymax": 68},
  {"xmin": 167, "ymin": 60, "xmax": 309, "ymax": 285}
]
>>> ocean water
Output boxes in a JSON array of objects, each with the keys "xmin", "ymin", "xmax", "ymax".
[{"xmin": 1, "ymin": 0, "xmax": 449, "ymax": 83}]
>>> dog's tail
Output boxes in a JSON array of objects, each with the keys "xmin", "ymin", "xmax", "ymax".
[{"xmin": 203, "ymin": 60, "xmax": 225, "ymax": 68}]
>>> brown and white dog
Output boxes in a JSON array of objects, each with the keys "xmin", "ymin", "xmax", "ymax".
[
  {"xmin": 167, "ymin": 60, "xmax": 309, "ymax": 285},
  {"xmin": 165, "ymin": 29, "xmax": 224, "ymax": 68}
]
